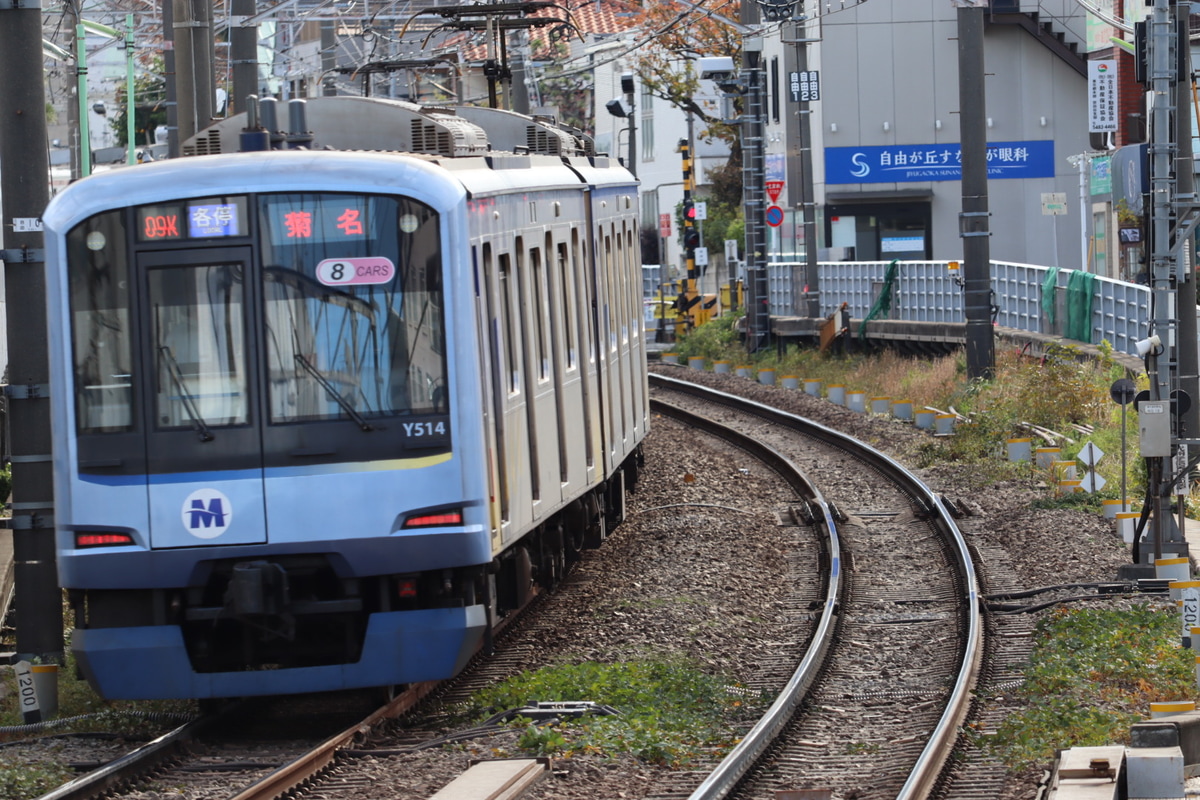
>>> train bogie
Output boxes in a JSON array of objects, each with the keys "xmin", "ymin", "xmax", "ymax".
[{"xmin": 42, "ymin": 98, "xmax": 647, "ymax": 699}]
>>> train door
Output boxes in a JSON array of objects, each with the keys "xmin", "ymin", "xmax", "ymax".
[{"xmin": 136, "ymin": 247, "xmax": 268, "ymax": 548}]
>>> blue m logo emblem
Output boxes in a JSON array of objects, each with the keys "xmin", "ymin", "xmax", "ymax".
[{"xmin": 188, "ymin": 497, "xmax": 227, "ymax": 529}]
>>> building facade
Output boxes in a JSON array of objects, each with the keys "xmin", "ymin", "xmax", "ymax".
[{"xmin": 757, "ymin": 0, "xmax": 1094, "ymax": 274}]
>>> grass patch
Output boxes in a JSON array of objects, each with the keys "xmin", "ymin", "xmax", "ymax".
[
  {"xmin": 0, "ymin": 760, "xmax": 75, "ymax": 800},
  {"xmin": 454, "ymin": 659, "xmax": 764, "ymax": 766},
  {"xmin": 984, "ymin": 604, "xmax": 1195, "ymax": 769}
]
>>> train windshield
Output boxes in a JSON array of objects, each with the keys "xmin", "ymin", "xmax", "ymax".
[
  {"xmin": 65, "ymin": 191, "xmax": 447, "ymax": 443},
  {"xmin": 258, "ymin": 193, "xmax": 446, "ymax": 424}
]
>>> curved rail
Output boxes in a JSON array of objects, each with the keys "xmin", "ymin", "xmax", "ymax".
[
  {"xmin": 650, "ymin": 373, "xmax": 984, "ymax": 800},
  {"xmin": 648, "ymin": 393, "xmax": 843, "ymax": 800}
]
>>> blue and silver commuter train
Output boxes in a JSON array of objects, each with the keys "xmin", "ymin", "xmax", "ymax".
[{"xmin": 41, "ymin": 97, "xmax": 648, "ymax": 699}]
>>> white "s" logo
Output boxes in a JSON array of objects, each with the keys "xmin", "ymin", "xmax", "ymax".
[{"xmin": 850, "ymin": 153, "xmax": 870, "ymax": 178}]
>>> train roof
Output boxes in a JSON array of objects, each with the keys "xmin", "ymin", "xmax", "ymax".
[
  {"xmin": 42, "ymin": 150, "xmax": 469, "ymax": 230},
  {"xmin": 43, "ymin": 147, "xmax": 637, "ymax": 233},
  {"xmin": 183, "ymin": 96, "xmax": 598, "ymax": 160}
]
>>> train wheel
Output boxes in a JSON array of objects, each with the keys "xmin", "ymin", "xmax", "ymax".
[
  {"xmin": 374, "ymin": 683, "xmax": 404, "ymax": 706},
  {"xmin": 582, "ymin": 491, "xmax": 605, "ymax": 549},
  {"xmin": 539, "ymin": 521, "xmax": 566, "ymax": 589},
  {"xmin": 563, "ymin": 500, "xmax": 587, "ymax": 563},
  {"xmin": 496, "ymin": 546, "xmax": 533, "ymax": 614}
]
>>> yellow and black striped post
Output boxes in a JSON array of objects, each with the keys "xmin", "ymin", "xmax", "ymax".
[{"xmin": 677, "ymin": 138, "xmax": 700, "ymax": 337}]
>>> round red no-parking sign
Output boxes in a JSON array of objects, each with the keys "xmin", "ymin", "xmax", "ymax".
[{"xmin": 766, "ymin": 206, "xmax": 784, "ymax": 227}]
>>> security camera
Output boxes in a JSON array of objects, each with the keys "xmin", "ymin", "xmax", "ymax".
[
  {"xmin": 1136, "ymin": 334, "xmax": 1162, "ymax": 357},
  {"xmin": 698, "ymin": 56, "xmax": 736, "ymax": 82}
]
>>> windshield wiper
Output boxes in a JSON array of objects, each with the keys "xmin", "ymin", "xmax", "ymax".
[
  {"xmin": 157, "ymin": 346, "xmax": 214, "ymax": 442},
  {"xmin": 293, "ymin": 353, "xmax": 374, "ymax": 432}
]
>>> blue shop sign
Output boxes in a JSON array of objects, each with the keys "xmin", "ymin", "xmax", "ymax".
[{"xmin": 825, "ymin": 140, "xmax": 1055, "ymax": 184}]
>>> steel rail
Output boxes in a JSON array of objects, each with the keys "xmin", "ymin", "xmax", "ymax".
[
  {"xmin": 224, "ymin": 681, "xmax": 439, "ymax": 800},
  {"xmin": 647, "ymin": 387, "xmax": 843, "ymax": 800},
  {"xmin": 36, "ymin": 714, "xmax": 216, "ymax": 800},
  {"xmin": 650, "ymin": 372, "xmax": 984, "ymax": 800}
]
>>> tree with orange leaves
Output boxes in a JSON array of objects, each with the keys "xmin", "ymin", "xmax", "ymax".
[{"xmin": 629, "ymin": 0, "xmax": 743, "ymax": 147}]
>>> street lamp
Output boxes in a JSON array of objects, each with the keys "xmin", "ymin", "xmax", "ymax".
[{"xmin": 604, "ymin": 73, "xmax": 637, "ymax": 176}]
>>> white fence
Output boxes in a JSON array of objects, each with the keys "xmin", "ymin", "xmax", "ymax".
[{"xmin": 766, "ymin": 260, "xmax": 1151, "ymax": 357}]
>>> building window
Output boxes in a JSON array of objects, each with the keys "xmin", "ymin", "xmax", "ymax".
[
  {"xmin": 771, "ymin": 57, "xmax": 780, "ymax": 124},
  {"xmin": 641, "ymin": 84, "xmax": 654, "ymax": 162}
]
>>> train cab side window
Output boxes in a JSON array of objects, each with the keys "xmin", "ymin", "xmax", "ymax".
[{"xmin": 67, "ymin": 210, "xmax": 134, "ymax": 434}]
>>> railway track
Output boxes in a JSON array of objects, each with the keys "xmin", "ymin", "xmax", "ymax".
[{"xmin": 647, "ymin": 373, "xmax": 984, "ymax": 800}]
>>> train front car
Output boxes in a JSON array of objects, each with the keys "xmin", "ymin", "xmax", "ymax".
[{"xmin": 43, "ymin": 151, "xmax": 491, "ymax": 699}]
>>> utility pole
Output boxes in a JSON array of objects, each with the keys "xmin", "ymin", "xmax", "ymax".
[
  {"xmin": 622, "ymin": 72, "xmax": 636, "ymax": 179},
  {"xmin": 173, "ymin": 0, "xmax": 199, "ymax": 143},
  {"xmin": 740, "ymin": 5, "xmax": 769, "ymax": 352},
  {"xmin": 163, "ymin": 0, "xmax": 180, "ymax": 157},
  {"xmin": 1172, "ymin": 0, "xmax": 1199, "ymax": 475},
  {"xmin": 230, "ymin": 0, "xmax": 259, "ymax": 113},
  {"xmin": 955, "ymin": 0, "xmax": 995, "ymax": 380},
  {"xmin": 0, "ymin": 0, "xmax": 64, "ymax": 684},
  {"xmin": 321, "ymin": 22, "xmax": 337, "ymax": 96},
  {"xmin": 784, "ymin": 16, "xmax": 820, "ymax": 318},
  {"xmin": 1142, "ymin": 0, "xmax": 1200, "ymax": 560},
  {"xmin": 63, "ymin": 0, "xmax": 81, "ymax": 179}
]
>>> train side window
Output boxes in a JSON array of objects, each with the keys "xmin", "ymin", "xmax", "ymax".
[
  {"xmin": 67, "ymin": 210, "xmax": 134, "ymax": 433},
  {"xmin": 546, "ymin": 232, "xmax": 568, "ymax": 483},
  {"xmin": 627, "ymin": 227, "xmax": 639, "ymax": 343},
  {"xmin": 604, "ymin": 233, "xmax": 616, "ymax": 353},
  {"xmin": 573, "ymin": 228, "xmax": 594, "ymax": 469},
  {"xmin": 499, "ymin": 252, "xmax": 519, "ymax": 395},
  {"xmin": 616, "ymin": 226, "xmax": 629, "ymax": 345},
  {"xmin": 531, "ymin": 246, "xmax": 549, "ymax": 382},
  {"xmin": 557, "ymin": 242, "xmax": 576, "ymax": 370},
  {"xmin": 515, "ymin": 238, "xmax": 541, "ymax": 501},
  {"xmin": 483, "ymin": 243, "xmax": 510, "ymax": 521}
]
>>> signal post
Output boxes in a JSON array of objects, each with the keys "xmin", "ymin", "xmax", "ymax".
[{"xmin": 676, "ymin": 138, "xmax": 702, "ymax": 338}]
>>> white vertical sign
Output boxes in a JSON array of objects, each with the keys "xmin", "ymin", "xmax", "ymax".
[
  {"xmin": 14, "ymin": 661, "xmax": 40, "ymax": 723},
  {"xmin": 1089, "ymin": 60, "xmax": 1118, "ymax": 132},
  {"xmin": 1183, "ymin": 587, "xmax": 1200, "ymax": 637}
]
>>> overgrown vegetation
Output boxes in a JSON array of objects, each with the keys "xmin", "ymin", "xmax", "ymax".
[
  {"xmin": 983, "ymin": 604, "xmax": 1194, "ymax": 769},
  {"xmin": 670, "ymin": 331, "xmax": 1148, "ymax": 497},
  {"xmin": 454, "ymin": 659, "xmax": 763, "ymax": 766}
]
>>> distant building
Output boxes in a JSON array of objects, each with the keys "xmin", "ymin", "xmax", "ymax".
[{"xmin": 758, "ymin": 1, "xmax": 1096, "ymax": 274}]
